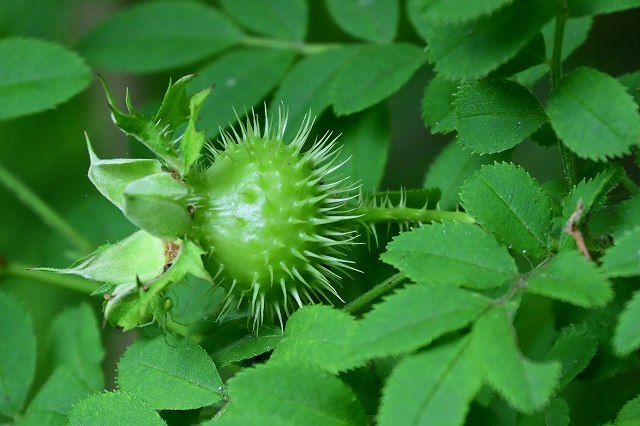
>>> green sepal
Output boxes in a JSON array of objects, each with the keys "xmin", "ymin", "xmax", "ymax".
[
  {"xmin": 153, "ymin": 75, "xmax": 194, "ymax": 132},
  {"xmin": 86, "ymin": 135, "xmax": 163, "ymax": 212},
  {"xmin": 123, "ymin": 173, "xmax": 192, "ymax": 240},
  {"xmin": 181, "ymin": 86, "xmax": 211, "ymax": 174}
]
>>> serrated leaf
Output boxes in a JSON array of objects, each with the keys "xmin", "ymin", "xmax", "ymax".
[
  {"xmin": 352, "ymin": 282, "xmax": 492, "ymax": 359},
  {"xmin": 0, "ymin": 291, "xmax": 37, "ymax": 417},
  {"xmin": 472, "ymin": 306, "xmax": 561, "ymax": 414},
  {"xmin": 517, "ymin": 397, "xmax": 570, "ymax": 426},
  {"xmin": 619, "ymin": 70, "xmax": 640, "ymax": 106},
  {"xmin": 415, "ymin": 0, "xmax": 512, "ymax": 23},
  {"xmin": 614, "ymin": 289, "xmax": 640, "ymax": 356},
  {"xmin": 547, "ymin": 67, "xmax": 640, "ymax": 160},
  {"xmin": 547, "ymin": 324, "xmax": 598, "ymax": 389},
  {"xmin": 271, "ymin": 306, "xmax": 361, "ymax": 374},
  {"xmin": 68, "ymin": 391, "xmax": 166, "ymax": 426},
  {"xmin": 613, "ymin": 194, "xmax": 640, "ymax": 239},
  {"xmin": 47, "ymin": 304, "xmax": 105, "ymax": 391},
  {"xmin": 382, "ymin": 222, "xmax": 518, "ymax": 289},
  {"xmin": 422, "ymin": 74, "xmax": 459, "ymax": 133},
  {"xmin": 332, "ymin": 43, "xmax": 426, "ymax": 115},
  {"xmin": 218, "ymin": 0, "xmax": 308, "ymax": 40},
  {"xmin": 378, "ymin": 336, "xmax": 484, "ymax": 426},
  {"xmin": 78, "ymin": 1, "xmax": 242, "ymax": 72},
  {"xmin": 423, "ymin": 142, "xmax": 507, "ymax": 210},
  {"xmin": 153, "ymin": 75, "xmax": 194, "ymax": 132},
  {"xmin": 326, "ymin": 0, "xmax": 398, "ymax": 43},
  {"xmin": 489, "ymin": 33, "xmax": 546, "ymax": 79},
  {"xmin": 455, "ymin": 80, "xmax": 547, "ymax": 154},
  {"xmin": 117, "ymin": 335, "xmax": 223, "ymax": 410},
  {"xmin": 616, "ymin": 394, "xmax": 640, "ymax": 426},
  {"xmin": 602, "ymin": 228, "xmax": 640, "ymax": 278},
  {"xmin": 211, "ymin": 326, "xmax": 282, "ymax": 368},
  {"xmin": 220, "ymin": 362, "xmax": 366, "ymax": 426},
  {"xmin": 424, "ymin": 0, "xmax": 558, "ymax": 80},
  {"xmin": 0, "ymin": 37, "xmax": 91, "ymax": 120},
  {"xmin": 527, "ymin": 250, "xmax": 612, "ymax": 307},
  {"xmin": 271, "ymin": 47, "xmax": 355, "ymax": 138},
  {"xmin": 460, "ymin": 162, "xmax": 552, "ymax": 256},
  {"xmin": 189, "ymin": 48, "xmax": 295, "ymax": 138},
  {"xmin": 567, "ymin": 0, "xmax": 640, "ymax": 16}
]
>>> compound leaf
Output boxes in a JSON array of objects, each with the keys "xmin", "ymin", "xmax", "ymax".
[
  {"xmin": 455, "ymin": 80, "xmax": 546, "ymax": 154},
  {"xmin": 378, "ymin": 336, "xmax": 483, "ymax": 426},
  {"xmin": 68, "ymin": 391, "xmax": 166, "ymax": 426},
  {"xmin": 382, "ymin": 222, "xmax": 518, "ymax": 289},
  {"xmin": 613, "ymin": 289, "xmax": 640, "ymax": 356},
  {"xmin": 0, "ymin": 37, "xmax": 91, "ymax": 120},
  {"xmin": 326, "ymin": 0, "xmax": 399, "ymax": 43},
  {"xmin": 218, "ymin": 0, "xmax": 307, "ymax": 40},
  {"xmin": 79, "ymin": 0, "xmax": 242, "ymax": 72},
  {"xmin": 422, "ymin": 74, "xmax": 459, "ymax": 134},
  {"xmin": 414, "ymin": 0, "xmax": 513, "ymax": 23},
  {"xmin": 460, "ymin": 162, "xmax": 552, "ymax": 256},
  {"xmin": 117, "ymin": 335, "xmax": 223, "ymax": 410},
  {"xmin": 547, "ymin": 67, "xmax": 640, "ymax": 160},
  {"xmin": 602, "ymin": 228, "xmax": 640, "ymax": 278}
]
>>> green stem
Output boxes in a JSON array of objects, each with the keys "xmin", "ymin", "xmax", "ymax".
[
  {"xmin": 621, "ymin": 172, "xmax": 640, "ymax": 195},
  {"xmin": 0, "ymin": 260, "xmax": 98, "ymax": 294},
  {"xmin": 343, "ymin": 272, "xmax": 407, "ymax": 314},
  {"xmin": 241, "ymin": 36, "xmax": 340, "ymax": 55},
  {"xmin": 353, "ymin": 206, "xmax": 475, "ymax": 224},
  {"xmin": 0, "ymin": 163, "xmax": 93, "ymax": 253}
]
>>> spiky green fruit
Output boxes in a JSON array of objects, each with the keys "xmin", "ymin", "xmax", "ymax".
[{"xmin": 190, "ymin": 112, "xmax": 359, "ymax": 328}]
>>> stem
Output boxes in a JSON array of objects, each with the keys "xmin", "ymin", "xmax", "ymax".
[
  {"xmin": 353, "ymin": 206, "xmax": 475, "ymax": 224},
  {"xmin": 0, "ymin": 163, "xmax": 93, "ymax": 253},
  {"xmin": 241, "ymin": 36, "xmax": 339, "ymax": 55},
  {"xmin": 343, "ymin": 272, "xmax": 407, "ymax": 314},
  {"xmin": 0, "ymin": 260, "xmax": 99, "ymax": 294},
  {"xmin": 621, "ymin": 172, "xmax": 640, "ymax": 195}
]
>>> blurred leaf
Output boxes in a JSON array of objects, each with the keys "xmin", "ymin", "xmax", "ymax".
[
  {"xmin": 218, "ymin": 0, "xmax": 308, "ymax": 40},
  {"xmin": 68, "ymin": 391, "xmax": 166, "ymax": 426},
  {"xmin": 378, "ymin": 336, "xmax": 483, "ymax": 426},
  {"xmin": 271, "ymin": 306, "xmax": 360, "ymax": 373},
  {"xmin": 489, "ymin": 33, "xmax": 546, "ymax": 79},
  {"xmin": 0, "ymin": 37, "xmax": 90, "ymax": 120},
  {"xmin": 332, "ymin": 43, "xmax": 426, "ymax": 115},
  {"xmin": 352, "ymin": 282, "xmax": 492, "ymax": 359},
  {"xmin": 455, "ymin": 80, "xmax": 546, "ymax": 154},
  {"xmin": 517, "ymin": 397, "xmax": 570, "ymax": 426},
  {"xmin": 602, "ymin": 228, "xmax": 640, "ymax": 278},
  {"xmin": 472, "ymin": 306, "xmax": 560, "ymax": 414},
  {"xmin": 190, "ymin": 48, "xmax": 295, "ymax": 137},
  {"xmin": 117, "ymin": 335, "xmax": 223, "ymax": 410},
  {"xmin": 47, "ymin": 304, "xmax": 105, "ymax": 391},
  {"xmin": 414, "ymin": 0, "xmax": 512, "ymax": 23},
  {"xmin": 547, "ymin": 67, "xmax": 640, "ymax": 160},
  {"xmin": 218, "ymin": 362, "xmax": 366, "ymax": 425},
  {"xmin": 567, "ymin": 0, "xmax": 640, "ymax": 16},
  {"xmin": 382, "ymin": 222, "xmax": 518, "ymax": 289},
  {"xmin": 326, "ymin": 0, "xmax": 398, "ymax": 43},
  {"xmin": 547, "ymin": 324, "xmax": 598, "ymax": 389},
  {"xmin": 336, "ymin": 106, "xmax": 390, "ymax": 192},
  {"xmin": 614, "ymin": 289, "xmax": 640, "ymax": 356},
  {"xmin": 460, "ymin": 162, "xmax": 552, "ymax": 256},
  {"xmin": 422, "ymin": 74, "xmax": 459, "ymax": 133},
  {"xmin": 211, "ymin": 326, "xmax": 282, "ymax": 368},
  {"xmin": 79, "ymin": 0, "xmax": 242, "ymax": 72},
  {"xmin": 0, "ymin": 291, "xmax": 36, "ymax": 418},
  {"xmin": 612, "ymin": 194, "xmax": 640, "ymax": 239},
  {"xmin": 424, "ymin": 0, "xmax": 558, "ymax": 79},
  {"xmin": 165, "ymin": 276, "xmax": 222, "ymax": 325},
  {"xmin": 616, "ymin": 394, "xmax": 640, "ymax": 426},
  {"xmin": 619, "ymin": 70, "xmax": 640, "ymax": 105}
]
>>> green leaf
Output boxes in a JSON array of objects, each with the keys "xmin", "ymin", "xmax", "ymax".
[
  {"xmin": 517, "ymin": 397, "xmax": 570, "ymax": 426},
  {"xmin": 422, "ymin": 74, "xmax": 459, "ymax": 134},
  {"xmin": 382, "ymin": 222, "xmax": 518, "ymax": 289},
  {"xmin": 489, "ymin": 33, "xmax": 546, "ymax": 79},
  {"xmin": 619, "ymin": 70, "xmax": 640, "ymax": 106},
  {"xmin": 271, "ymin": 306, "xmax": 361, "ymax": 374},
  {"xmin": 423, "ymin": 142, "xmax": 507, "ymax": 210},
  {"xmin": 352, "ymin": 282, "xmax": 492, "ymax": 359},
  {"xmin": 165, "ymin": 276, "xmax": 224, "ymax": 326},
  {"xmin": 527, "ymin": 250, "xmax": 612, "ymax": 307},
  {"xmin": 460, "ymin": 162, "xmax": 553, "ymax": 256},
  {"xmin": 616, "ymin": 394, "xmax": 640, "ymax": 426},
  {"xmin": 189, "ymin": 48, "xmax": 295, "ymax": 137},
  {"xmin": 117, "ymin": 335, "xmax": 223, "ymax": 410},
  {"xmin": 547, "ymin": 67, "xmax": 640, "ymax": 160},
  {"xmin": 471, "ymin": 306, "xmax": 560, "ymax": 414},
  {"xmin": 614, "ymin": 289, "xmax": 640, "ymax": 356},
  {"xmin": 0, "ymin": 37, "xmax": 91, "ymax": 120},
  {"xmin": 211, "ymin": 326, "xmax": 283, "ymax": 368},
  {"xmin": 613, "ymin": 194, "xmax": 640, "ymax": 239},
  {"xmin": 271, "ymin": 47, "xmax": 356, "ymax": 138},
  {"xmin": 415, "ymin": 0, "xmax": 513, "ymax": 23},
  {"xmin": 153, "ymin": 75, "xmax": 194, "ymax": 132},
  {"xmin": 602, "ymin": 228, "xmax": 640, "ymax": 278},
  {"xmin": 87, "ymin": 140, "xmax": 163, "ymax": 212},
  {"xmin": 546, "ymin": 324, "xmax": 598, "ymax": 389},
  {"xmin": 378, "ymin": 336, "xmax": 484, "ymax": 426},
  {"xmin": 455, "ymin": 80, "xmax": 547, "ymax": 154},
  {"xmin": 181, "ymin": 87, "xmax": 211, "ymax": 173},
  {"xmin": 335, "ymin": 106, "xmax": 390, "ymax": 192},
  {"xmin": 219, "ymin": 0, "xmax": 308, "ymax": 40},
  {"xmin": 325, "ymin": 0, "xmax": 398, "ymax": 43},
  {"xmin": 424, "ymin": 0, "xmax": 558, "ymax": 79},
  {"xmin": 567, "ymin": 0, "xmax": 640, "ymax": 16},
  {"xmin": 47, "ymin": 304, "xmax": 105, "ymax": 391},
  {"xmin": 19, "ymin": 367, "xmax": 92, "ymax": 425},
  {"xmin": 78, "ymin": 0, "xmax": 242, "ymax": 72},
  {"xmin": 0, "ymin": 291, "xmax": 37, "ymax": 418},
  {"xmin": 68, "ymin": 391, "xmax": 166, "ymax": 426},
  {"xmin": 332, "ymin": 43, "xmax": 426, "ymax": 115},
  {"xmin": 219, "ymin": 362, "xmax": 366, "ymax": 426}
]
